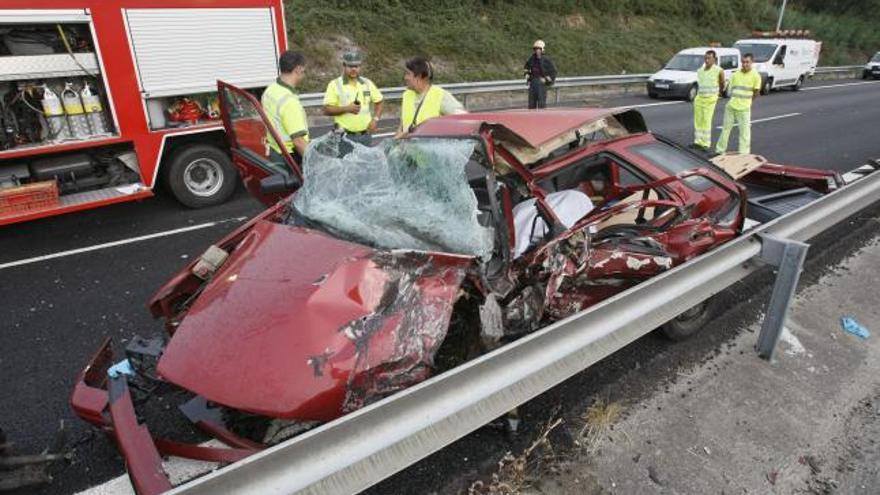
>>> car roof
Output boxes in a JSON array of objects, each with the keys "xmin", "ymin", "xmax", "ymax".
[{"xmin": 412, "ymin": 108, "xmax": 644, "ymax": 148}]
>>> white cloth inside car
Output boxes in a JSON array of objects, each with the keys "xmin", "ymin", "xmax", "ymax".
[{"xmin": 512, "ymin": 189, "xmax": 594, "ymax": 258}]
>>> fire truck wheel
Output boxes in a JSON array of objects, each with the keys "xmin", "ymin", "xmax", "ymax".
[
  {"xmin": 165, "ymin": 144, "xmax": 236, "ymax": 208},
  {"xmin": 659, "ymin": 297, "xmax": 715, "ymax": 341}
]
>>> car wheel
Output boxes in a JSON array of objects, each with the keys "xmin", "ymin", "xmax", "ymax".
[
  {"xmin": 686, "ymin": 84, "xmax": 697, "ymax": 102},
  {"xmin": 648, "ymin": 91, "xmax": 658, "ymax": 99},
  {"xmin": 863, "ymin": 70, "xmax": 869, "ymax": 80},
  {"xmin": 792, "ymin": 75, "xmax": 804, "ymax": 91},
  {"xmin": 760, "ymin": 78, "xmax": 772, "ymax": 95},
  {"xmin": 660, "ymin": 298, "xmax": 715, "ymax": 341},
  {"xmin": 165, "ymin": 144, "xmax": 237, "ymax": 208}
]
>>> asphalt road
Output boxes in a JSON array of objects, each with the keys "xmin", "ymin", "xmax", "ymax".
[{"xmin": 1, "ymin": 78, "xmax": 878, "ymax": 494}]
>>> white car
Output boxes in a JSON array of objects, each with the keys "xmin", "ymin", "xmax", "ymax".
[
  {"xmin": 647, "ymin": 47, "xmax": 741, "ymax": 101},
  {"xmin": 863, "ymin": 52, "xmax": 880, "ymax": 79},
  {"xmin": 733, "ymin": 37, "xmax": 821, "ymax": 94}
]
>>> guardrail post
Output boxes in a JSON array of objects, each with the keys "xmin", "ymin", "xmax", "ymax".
[
  {"xmin": 755, "ymin": 234, "xmax": 809, "ymax": 360},
  {"xmin": 462, "ymin": 93, "xmax": 469, "ymax": 110},
  {"xmin": 554, "ymin": 87, "xmax": 560, "ymax": 105}
]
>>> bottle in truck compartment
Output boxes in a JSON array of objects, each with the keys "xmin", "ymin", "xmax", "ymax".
[
  {"xmin": 41, "ymin": 85, "xmax": 71, "ymax": 142},
  {"xmin": 61, "ymin": 82, "xmax": 89, "ymax": 139},
  {"xmin": 80, "ymin": 81, "xmax": 110, "ymax": 135}
]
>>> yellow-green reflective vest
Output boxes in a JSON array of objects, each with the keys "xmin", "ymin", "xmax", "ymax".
[
  {"xmin": 728, "ymin": 69, "xmax": 762, "ymax": 111},
  {"xmin": 401, "ymin": 85, "xmax": 444, "ymax": 132},
  {"xmin": 262, "ymin": 81, "xmax": 309, "ymax": 153},
  {"xmin": 696, "ymin": 64, "xmax": 722, "ymax": 100}
]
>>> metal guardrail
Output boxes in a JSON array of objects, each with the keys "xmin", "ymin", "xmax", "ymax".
[
  {"xmin": 171, "ymin": 165, "xmax": 880, "ymax": 495},
  {"xmin": 299, "ymin": 65, "xmax": 863, "ymax": 107}
]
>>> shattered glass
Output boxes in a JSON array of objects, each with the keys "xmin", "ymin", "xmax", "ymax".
[{"xmin": 293, "ymin": 133, "xmax": 495, "ymax": 258}]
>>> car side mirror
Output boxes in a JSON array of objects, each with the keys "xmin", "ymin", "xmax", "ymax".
[{"xmin": 259, "ymin": 174, "xmax": 300, "ymax": 195}]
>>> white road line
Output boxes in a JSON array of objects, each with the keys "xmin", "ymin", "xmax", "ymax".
[
  {"xmin": 626, "ymin": 100, "xmax": 685, "ymax": 109},
  {"xmin": 716, "ymin": 112, "xmax": 801, "ymax": 129},
  {"xmin": 802, "ymin": 80, "xmax": 880, "ymax": 91},
  {"xmin": 0, "ymin": 217, "xmax": 247, "ymax": 271}
]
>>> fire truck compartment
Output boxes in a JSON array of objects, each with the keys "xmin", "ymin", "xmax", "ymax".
[{"xmin": 0, "ymin": 1, "xmax": 287, "ymax": 224}]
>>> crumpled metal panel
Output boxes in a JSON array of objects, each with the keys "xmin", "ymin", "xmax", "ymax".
[{"xmin": 157, "ymin": 220, "xmax": 470, "ymax": 421}]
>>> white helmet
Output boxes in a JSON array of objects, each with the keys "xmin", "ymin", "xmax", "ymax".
[{"xmin": 533, "ymin": 39, "xmax": 546, "ymax": 49}]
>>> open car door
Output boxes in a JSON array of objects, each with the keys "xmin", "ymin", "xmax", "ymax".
[{"xmin": 217, "ymin": 80, "xmax": 303, "ymax": 207}]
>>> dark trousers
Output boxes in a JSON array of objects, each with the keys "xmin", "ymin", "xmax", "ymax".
[
  {"xmin": 268, "ymin": 148, "xmax": 301, "ymax": 174},
  {"xmin": 344, "ymin": 132, "xmax": 372, "ymax": 147},
  {"xmin": 528, "ymin": 79, "xmax": 547, "ymax": 109}
]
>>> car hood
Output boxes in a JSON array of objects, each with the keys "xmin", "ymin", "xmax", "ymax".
[
  {"xmin": 157, "ymin": 220, "xmax": 470, "ymax": 420},
  {"xmin": 651, "ymin": 69, "xmax": 697, "ymax": 82}
]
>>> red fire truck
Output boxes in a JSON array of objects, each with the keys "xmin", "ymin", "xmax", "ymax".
[{"xmin": 0, "ymin": 1, "xmax": 287, "ymax": 225}]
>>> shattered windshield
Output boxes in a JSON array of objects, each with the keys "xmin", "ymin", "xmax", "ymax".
[
  {"xmin": 665, "ymin": 54, "xmax": 704, "ymax": 71},
  {"xmin": 292, "ymin": 133, "xmax": 495, "ymax": 258}
]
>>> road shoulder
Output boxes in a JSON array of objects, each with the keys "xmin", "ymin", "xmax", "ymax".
[{"xmin": 530, "ymin": 237, "xmax": 880, "ymax": 494}]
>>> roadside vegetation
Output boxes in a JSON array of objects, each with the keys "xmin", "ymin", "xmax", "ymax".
[{"xmin": 284, "ymin": 0, "xmax": 880, "ymax": 91}]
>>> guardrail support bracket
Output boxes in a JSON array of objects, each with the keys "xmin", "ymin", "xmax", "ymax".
[{"xmin": 755, "ymin": 234, "xmax": 810, "ymax": 361}]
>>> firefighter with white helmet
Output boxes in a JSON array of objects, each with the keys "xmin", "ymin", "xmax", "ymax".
[{"xmin": 523, "ymin": 39, "xmax": 558, "ymax": 109}]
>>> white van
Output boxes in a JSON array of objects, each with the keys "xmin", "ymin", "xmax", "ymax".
[
  {"xmin": 647, "ymin": 47, "xmax": 742, "ymax": 101},
  {"xmin": 863, "ymin": 51, "xmax": 880, "ymax": 79},
  {"xmin": 733, "ymin": 37, "xmax": 821, "ymax": 94}
]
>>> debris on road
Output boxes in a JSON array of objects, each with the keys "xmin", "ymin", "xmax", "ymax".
[
  {"xmin": 0, "ymin": 423, "xmax": 68, "ymax": 492},
  {"xmin": 841, "ymin": 316, "xmax": 870, "ymax": 339}
]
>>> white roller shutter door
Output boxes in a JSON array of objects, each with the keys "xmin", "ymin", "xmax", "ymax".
[{"xmin": 124, "ymin": 8, "xmax": 279, "ymax": 98}]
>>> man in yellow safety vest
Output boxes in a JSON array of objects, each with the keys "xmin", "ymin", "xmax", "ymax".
[
  {"xmin": 396, "ymin": 56, "xmax": 466, "ymax": 138},
  {"xmin": 692, "ymin": 50, "xmax": 725, "ymax": 151},
  {"xmin": 322, "ymin": 50, "xmax": 384, "ymax": 146},
  {"xmin": 262, "ymin": 50, "xmax": 309, "ymax": 165},
  {"xmin": 715, "ymin": 53, "xmax": 762, "ymax": 154}
]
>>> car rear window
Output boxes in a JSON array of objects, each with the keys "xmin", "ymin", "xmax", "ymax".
[{"xmin": 628, "ymin": 142, "xmax": 715, "ymax": 191}]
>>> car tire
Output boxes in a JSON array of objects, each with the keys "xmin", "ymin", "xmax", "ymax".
[
  {"xmin": 648, "ymin": 91, "xmax": 658, "ymax": 99},
  {"xmin": 660, "ymin": 298, "xmax": 716, "ymax": 341},
  {"xmin": 761, "ymin": 77, "xmax": 772, "ymax": 95},
  {"xmin": 792, "ymin": 75, "xmax": 804, "ymax": 91},
  {"xmin": 863, "ymin": 70, "xmax": 869, "ymax": 80},
  {"xmin": 686, "ymin": 84, "xmax": 697, "ymax": 102},
  {"xmin": 164, "ymin": 144, "xmax": 237, "ymax": 208}
]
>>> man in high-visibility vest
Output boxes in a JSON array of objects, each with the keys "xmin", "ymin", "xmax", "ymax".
[
  {"xmin": 261, "ymin": 50, "xmax": 309, "ymax": 165},
  {"xmin": 322, "ymin": 51, "xmax": 384, "ymax": 146},
  {"xmin": 692, "ymin": 50, "xmax": 725, "ymax": 150},
  {"xmin": 715, "ymin": 53, "xmax": 762, "ymax": 154},
  {"xmin": 396, "ymin": 56, "xmax": 466, "ymax": 138}
]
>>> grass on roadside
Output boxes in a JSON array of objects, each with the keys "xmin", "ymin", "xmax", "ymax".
[{"xmin": 283, "ymin": 0, "xmax": 879, "ymax": 92}]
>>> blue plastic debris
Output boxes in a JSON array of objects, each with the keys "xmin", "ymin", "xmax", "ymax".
[
  {"xmin": 107, "ymin": 358, "xmax": 135, "ymax": 378},
  {"xmin": 841, "ymin": 316, "xmax": 870, "ymax": 340}
]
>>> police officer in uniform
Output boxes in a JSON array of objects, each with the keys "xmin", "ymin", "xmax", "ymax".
[
  {"xmin": 322, "ymin": 51, "xmax": 384, "ymax": 146},
  {"xmin": 261, "ymin": 50, "xmax": 309, "ymax": 165}
]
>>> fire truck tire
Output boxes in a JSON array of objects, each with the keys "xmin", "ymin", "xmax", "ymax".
[
  {"xmin": 165, "ymin": 144, "xmax": 236, "ymax": 208},
  {"xmin": 660, "ymin": 297, "xmax": 716, "ymax": 341}
]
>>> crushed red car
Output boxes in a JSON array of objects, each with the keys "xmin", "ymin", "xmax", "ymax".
[{"xmin": 71, "ymin": 81, "xmax": 842, "ymax": 492}]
